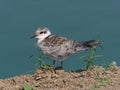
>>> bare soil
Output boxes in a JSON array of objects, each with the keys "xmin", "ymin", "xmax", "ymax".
[{"xmin": 0, "ymin": 61, "xmax": 120, "ymax": 90}]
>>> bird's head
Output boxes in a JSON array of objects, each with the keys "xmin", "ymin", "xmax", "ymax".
[{"xmin": 31, "ymin": 26, "xmax": 51, "ymax": 40}]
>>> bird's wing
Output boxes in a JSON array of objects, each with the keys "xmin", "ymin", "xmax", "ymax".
[
  {"xmin": 43, "ymin": 35, "xmax": 80, "ymax": 54},
  {"xmin": 41, "ymin": 35, "xmax": 72, "ymax": 60},
  {"xmin": 43, "ymin": 35, "xmax": 69, "ymax": 47}
]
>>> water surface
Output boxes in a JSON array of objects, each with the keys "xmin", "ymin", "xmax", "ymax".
[{"xmin": 0, "ymin": 0, "xmax": 120, "ymax": 78}]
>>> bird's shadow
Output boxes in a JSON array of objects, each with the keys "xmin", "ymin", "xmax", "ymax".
[
  {"xmin": 71, "ymin": 68, "xmax": 87, "ymax": 73},
  {"xmin": 54, "ymin": 65, "xmax": 87, "ymax": 73}
]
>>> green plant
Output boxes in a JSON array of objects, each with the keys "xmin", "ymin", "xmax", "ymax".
[
  {"xmin": 93, "ymin": 77, "xmax": 111, "ymax": 89},
  {"xmin": 102, "ymin": 61, "xmax": 111, "ymax": 70},
  {"xmin": 93, "ymin": 70, "xmax": 111, "ymax": 89},
  {"xmin": 29, "ymin": 52, "xmax": 48, "ymax": 69},
  {"xmin": 35, "ymin": 55, "xmax": 54, "ymax": 72},
  {"xmin": 35, "ymin": 55, "xmax": 48, "ymax": 68},
  {"xmin": 102, "ymin": 61, "xmax": 117, "ymax": 71},
  {"xmin": 81, "ymin": 47, "xmax": 103, "ymax": 70},
  {"xmin": 30, "ymin": 44, "xmax": 55, "ymax": 72},
  {"xmin": 23, "ymin": 85, "xmax": 33, "ymax": 90}
]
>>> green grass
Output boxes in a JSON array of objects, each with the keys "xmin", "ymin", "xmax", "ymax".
[
  {"xmin": 93, "ymin": 69, "xmax": 111, "ymax": 89},
  {"xmin": 81, "ymin": 47, "xmax": 103, "ymax": 70},
  {"xmin": 93, "ymin": 77, "xmax": 111, "ymax": 89},
  {"xmin": 102, "ymin": 61, "xmax": 117, "ymax": 71},
  {"xmin": 23, "ymin": 85, "xmax": 33, "ymax": 90},
  {"xmin": 35, "ymin": 55, "xmax": 54, "ymax": 72},
  {"xmin": 35, "ymin": 56, "xmax": 48, "ymax": 68},
  {"xmin": 102, "ymin": 61, "xmax": 111, "ymax": 70},
  {"xmin": 80, "ymin": 39, "xmax": 103, "ymax": 70}
]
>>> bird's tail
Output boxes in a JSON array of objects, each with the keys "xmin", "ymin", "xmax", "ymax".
[{"xmin": 79, "ymin": 40, "xmax": 101, "ymax": 50}]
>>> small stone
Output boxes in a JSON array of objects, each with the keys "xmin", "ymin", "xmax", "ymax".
[
  {"xmin": 51, "ymin": 74, "xmax": 59, "ymax": 78},
  {"xmin": 55, "ymin": 69, "xmax": 65, "ymax": 74},
  {"xmin": 109, "ymin": 61, "xmax": 118, "ymax": 70}
]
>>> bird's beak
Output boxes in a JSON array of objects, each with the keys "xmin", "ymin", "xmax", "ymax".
[{"xmin": 30, "ymin": 34, "xmax": 38, "ymax": 39}]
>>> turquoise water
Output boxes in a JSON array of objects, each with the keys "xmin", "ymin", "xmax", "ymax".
[{"xmin": 0, "ymin": 0, "xmax": 120, "ymax": 79}]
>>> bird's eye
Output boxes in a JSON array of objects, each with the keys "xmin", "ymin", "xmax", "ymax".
[
  {"xmin": 40, "ymin": 32, "xmax": 44, "ymax": 34},
  {"xmin": 39, "ymin": 31, "xmax": 47, "ymax": 34}
]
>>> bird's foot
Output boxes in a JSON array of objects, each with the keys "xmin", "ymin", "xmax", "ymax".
[{"xmin": 55, "ymin": 66, "xmax": 63, "ymax": 70}]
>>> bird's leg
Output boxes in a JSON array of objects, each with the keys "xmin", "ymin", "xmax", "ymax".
[
  {"xmin": 54, "ymin": 61, "xmax": 63, "ymax": 70},
  {"xmin": 61, "ymin": 61, "xmax": 63, "ymax": 68},
  {"xmin": 52, "ymin": 60, "xmax": 56, "ymax": 67}
]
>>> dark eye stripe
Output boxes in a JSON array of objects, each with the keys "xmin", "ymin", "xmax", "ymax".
[
  {"xmin": 40, "ymin": 31, "xmax": 47, "ymax": 34},
  {"xmin": 40, "ymin": 32, "xmax": 44, "ymax": 34}
]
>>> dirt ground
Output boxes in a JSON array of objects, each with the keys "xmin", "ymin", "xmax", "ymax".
[{"xmin": 0, "ymin": 61, "xmax": 120, "ymax": 90}]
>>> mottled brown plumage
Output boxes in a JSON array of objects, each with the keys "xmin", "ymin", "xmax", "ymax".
[{"xmin": 31, "ymin": 26, "xmax": 101, "ymax": 67}]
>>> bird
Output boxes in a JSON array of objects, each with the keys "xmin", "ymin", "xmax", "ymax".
[{"xmin": 31, "ymin": 26, "xmax": 101, "ymax": 68}]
